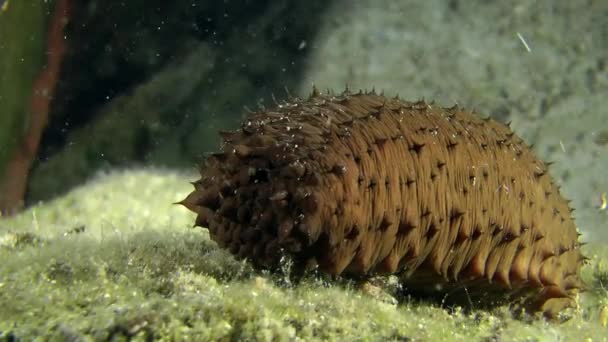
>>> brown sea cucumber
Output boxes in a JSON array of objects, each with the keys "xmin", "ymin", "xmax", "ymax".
[{"xmin": 181, "ymin": 88, "xmax": 586, "ymax": 318}]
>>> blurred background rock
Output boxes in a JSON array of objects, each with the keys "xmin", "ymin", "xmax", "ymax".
[
  {"xmin": 26, "ymin": 0, "xmax": 331, "ymax": 199},
  {"xmin": 0, "ymin": 0, "xmax": 606, "ymax": 240}
]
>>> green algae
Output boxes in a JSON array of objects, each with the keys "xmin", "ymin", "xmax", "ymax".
[
  {"xmin": 1, "ymin": 169, "xmax": 607, "ymax": 340},
  {"xmin": 0, "ymin": 0, "xmax": 49, "ymax": 178}
]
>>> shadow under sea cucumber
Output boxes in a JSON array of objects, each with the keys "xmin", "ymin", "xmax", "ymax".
[{"xmin": 180, "ymin": 88, "xmax": 586, "ymax": 319}]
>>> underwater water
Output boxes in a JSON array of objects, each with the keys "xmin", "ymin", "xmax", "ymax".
[{"xmin": 1, "ymin": 0, "xmax": 607, "ymax": 340}]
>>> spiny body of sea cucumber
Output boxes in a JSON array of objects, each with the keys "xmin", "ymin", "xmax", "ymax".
[{"xmin": 181, "ymin": 89, "xmax": 586, "ymax": 318}]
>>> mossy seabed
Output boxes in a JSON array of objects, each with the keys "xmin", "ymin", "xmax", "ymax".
[{"xmin": 1, "ymin": 169, "xmax": 607, "ymax": 341}]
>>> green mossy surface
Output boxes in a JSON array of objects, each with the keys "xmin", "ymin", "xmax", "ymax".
[
  {"xmin": 1, "ymin": 169, "xmax": 607, "ymax": 340},
  {"xmin": 0, "ymin": 0, "xmax": 48, "ymax": 177}
]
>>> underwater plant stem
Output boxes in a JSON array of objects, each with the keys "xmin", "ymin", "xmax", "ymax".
[{"xmin": 0, "ymin": 0, "xmax": 70, "ymax": 216}]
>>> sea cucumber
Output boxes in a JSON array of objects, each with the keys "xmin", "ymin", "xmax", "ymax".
[{"xmin": 181, "ymin": 88, "xmax": 585, "ymax": 318}]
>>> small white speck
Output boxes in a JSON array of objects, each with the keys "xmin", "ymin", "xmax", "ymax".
[{"xmin": 516, "ymin": 32, "xmax": 531, "ymax": 52}]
